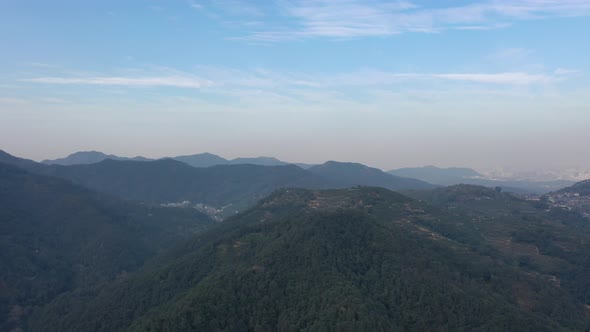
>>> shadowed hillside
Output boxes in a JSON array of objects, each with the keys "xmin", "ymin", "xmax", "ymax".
[{"xmin": 0, "ymin": 163, "xmax": 214, "ymax": 331}]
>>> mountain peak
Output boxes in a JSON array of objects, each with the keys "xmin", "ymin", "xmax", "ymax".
[
  {"xmin": 229, "ymin": 156, "xmax": 287, "ymax": 166},
  {"xmin": 309, "ymin": 161, "xmax": 435, "ymax": 190}
]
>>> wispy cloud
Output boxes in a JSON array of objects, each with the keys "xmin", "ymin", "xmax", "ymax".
[
  {"xmin": 230, "ymin": 0, "xmax": 590, "ymax": 41},
  {"xmin": 188, "ymin": 1, "xmax": 202, "ymax": 10},
  {"xmin": 190, "ymin": 0, "xmax": 263, "ymax": 17},
  {"xmin": 21, "ymin": 65, "xmax": 571, "ymax": 96},
  {"xmin": 0, "ymin": 97, "xmax": 28, "ymax": 104},
  {"xmin": 554, "ymin": 68, "xmax": 580, "ymax": 76},
  {"xmin": 488, "ymin": 48, "xmax": 534, "ymax": 62},
  {"xmin": 431, "ymin": 72, "xmax": 553, "ymax": 85},
  {"xmin": 23, "ymin": 76, "xmax": 212, "ymax": 89},
  {"xmin": 28, "ymin": 62, "xmax": 59, "ymax": 68},
  {"xmin": 41, "ymin": 97, "xmax": 68, "ymax": 103},
  {"xmin": 314, "ymin": 70, "xmax": 559, "ymax": 86}
]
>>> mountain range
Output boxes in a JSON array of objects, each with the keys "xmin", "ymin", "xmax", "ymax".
[
  {"xmin": 3, "ymin": 148, "xmax": 590, "ymax": 330},
  {"xmin": 1, "ymin": 150, "xmax": 435, "ymax": 217},
  {"xmin": 41, "ymin": 151, "xmax": 579, "ymax": 194},
  {"xmin": 41, "ymin": 151, "xmax": 306, "ymax": 168}
]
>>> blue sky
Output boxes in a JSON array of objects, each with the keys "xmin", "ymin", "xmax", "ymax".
[{"xmin": 1, "ymin": 0, "xmax": 589, "ymax": 171}]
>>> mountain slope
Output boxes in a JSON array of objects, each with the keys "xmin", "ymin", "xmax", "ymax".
[
  {"xmin": 556, "ymin": 179, "xmax": 590, "ymax": 196},
  {"xmin": 0, "ymin": 150, "xmax": 46, "ymax": 173},
  {"xmin": 172, "ymin": 153, "xmax": 228, "ymax": 168},
  {"xmin": 30, "ymin": 187, "xmax": 590, "ymax": 331},
  {"xmin": 0, "ymin": 163, "xmax": 214, "ymax": 331},
  {"xmin": 37, "ymin": 158, "xmax": 334, "ymax": 214},
  {"xmin": 310, "ymin": 161, "xmax": 435, "ymax": 190},
  {"xmin": 407, "ymin": 184, "xmax": 590, "ymax": 305},
  {"xmin": 548, "ymin": 179, "xmax": 590, "ymax": 218}
]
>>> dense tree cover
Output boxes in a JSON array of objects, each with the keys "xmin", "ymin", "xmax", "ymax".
[
  {"xmin": 30, "ymin": 188, "xmax": 590, "ymax": 331},
  {"xmin": 0, "ymin": 163, "xmax": 214, "ymax": 331},
  {"xmin": 407, "ymin": 184, "xmax": 590, "ymax": 307}
]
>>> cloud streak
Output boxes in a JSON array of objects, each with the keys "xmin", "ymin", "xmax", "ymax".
[
  {"xmin": 23, "ymin": 69, "xmax": 561, "ymax": 90},
  {"xmin": 23, "ymin": 76, "xmax": 211, "ymax": 89},
  {"xmin": 22, "ymin": 65, "xmax": 572, "ymax": 93},
  {"xmin": 229, "ymin": 0, "xmax": 590, "ymax": 40},
  {"xmin": 311, "ymin": 70, "xmax": 560, "ymax": 86}
]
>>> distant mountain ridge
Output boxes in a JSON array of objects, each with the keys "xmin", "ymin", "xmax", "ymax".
[
  {"xmin": 389, "ymin": 165, "xmax": 483, "ymax": 184},
  {"xmin": 1, "ymin": 150, "xmax": 434, "ymax": 216},
  {"xmin": 41, "ymin": 151, "xmax": 151, "ymax": 165},
  {"xmin": 9, "ymin": 149, "xmax": 576, "ymax": 196},
  {"xmin": 388, "ymin": 165, "xmax": 574, "ymax": 194},
  {"xmin": 172, "ymin": 152, "xmax": 229, "ymax": 168},
  {"xmin": 41, "ymin": 151, "xmax": 310, "ymax": 168}
]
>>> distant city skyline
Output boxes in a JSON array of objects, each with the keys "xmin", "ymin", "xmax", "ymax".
[{"xmin": 1, "ymin": 1, "xmax": 589, "ymax": 171}]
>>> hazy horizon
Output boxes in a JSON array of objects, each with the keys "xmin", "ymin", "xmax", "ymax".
[
  {"xmin": 3, "ymin": 147, "xmax": 586, "ymax": 178},
  {"xmin": 2, "ymin": 1, "xmax": 589, "ymax": 172}
]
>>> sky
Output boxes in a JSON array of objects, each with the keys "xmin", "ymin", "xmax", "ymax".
[{"xmin": 1, "ymin": 0, "xmax": 589, "ymax": 172}]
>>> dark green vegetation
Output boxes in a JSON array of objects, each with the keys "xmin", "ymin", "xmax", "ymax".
[
  {"xmin": 388, "ymin": 166, "xmax": 574, "ymax": 194},
  {"xmin": 3, "ymin": 149, "xmax": 590, "ymax": 331},
  {"xmin": 30, "ymin": 187, "xmax": 590, "ymax": 331},
  {"xmin": 0, "ymin": 163, "xmax": 214, "ymax": 331},
  {"xmin": 408, "ymin": 185, "xmax": 590, "ymax": 309}
]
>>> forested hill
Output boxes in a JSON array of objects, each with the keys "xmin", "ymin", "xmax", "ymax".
[
  {"xmin": 38, "ymin": 159, "xmax": 333, "ymax": 211},
  {"xmin": 556, "ymin": 179, "xmax": 590, "ymax": 196},
  {"xmin": 0, "ymin": 162, "xmax": 214, "ymax": 331},
  {"xmin": 30, "ymin": 187, "xmax": 590, "ymax": 331},
  {"xmin": 308, "ymin": 161, "xmax": 435, "ymax": 190}
]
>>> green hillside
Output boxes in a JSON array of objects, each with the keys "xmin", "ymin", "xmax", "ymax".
[
  {"xmin": 30, "ymin": 187, "xmax": 590, "ymax": 331},
  {"xmin": 0, "ymin": 163, "xmax": 214, "ymax": 331}
]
